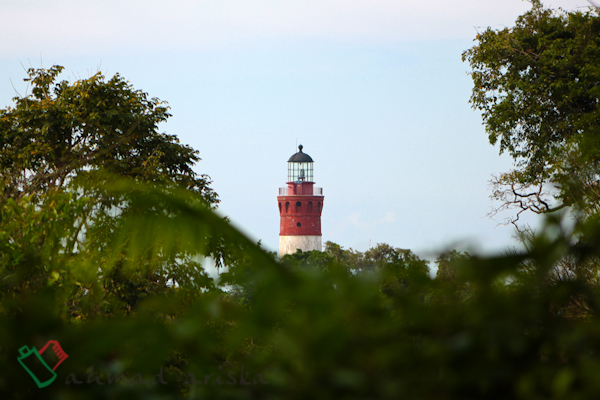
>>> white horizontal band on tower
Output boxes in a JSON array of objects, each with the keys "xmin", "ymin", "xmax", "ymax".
[{"xmin": 279, "ymin": 236, "xmax": 322, "ymax": 257}]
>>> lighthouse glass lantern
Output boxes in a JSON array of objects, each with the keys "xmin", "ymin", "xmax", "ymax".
[
  {"xmin": 287, "ymin": 145, "xmax": 314, "ymax": 182},
  {"xmin": 277, "ymin": 145, "xmax": 324, "ymax": 257}
]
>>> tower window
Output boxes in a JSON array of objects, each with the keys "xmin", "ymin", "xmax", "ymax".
[
  {"xmin": 296, "ymin": 201, "xmax": 302, "ymax": 207},
  {"xmin": 279, "ymin": 202, "xmax": 282, "ymax": 214},
  {"xmin": 285, "ymin": 202, "xmax": 290, "ymax": 213},
  {"xmin": 297, "ymin": 222, "xmax": 301, "ymax": 227},
  {"xmin": 308, "ymin": 201, "xmax": 313, "ymax": 213}
]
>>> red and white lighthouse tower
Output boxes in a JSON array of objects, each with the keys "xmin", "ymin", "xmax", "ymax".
[{"xmin": 277, "ymin": 145, "xmax": 324, "ymax": 257}]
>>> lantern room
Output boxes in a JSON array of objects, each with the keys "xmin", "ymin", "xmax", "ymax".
[{"xmin": 287, "ymin": 145, "xmax": 314, "ymax": 183}]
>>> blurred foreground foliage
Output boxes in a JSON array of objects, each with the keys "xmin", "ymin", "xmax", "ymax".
[
  {"xmin": 3, "ymin": 179, "xmax": 600, "ymax": 399},
  {"xmin": 5, "ymin": 64, "xmax": 600, "ymax": 400}
]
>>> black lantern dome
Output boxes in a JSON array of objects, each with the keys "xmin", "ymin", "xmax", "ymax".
[{"xmin": 287, "ymin": 145, "xmax": 314, "ymax": 182}]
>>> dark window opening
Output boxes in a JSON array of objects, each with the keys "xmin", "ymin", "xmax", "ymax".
[
  {"xmin": 308, "ymin": 201, "xmax": 313, "ymax": 213},
  {"xmin": 285, "ymin": 202, "xmax": 290, "ymax": 213},
  {"xmin": 297, "ymin": 222, "xmax": 301, "ymax": 227}
]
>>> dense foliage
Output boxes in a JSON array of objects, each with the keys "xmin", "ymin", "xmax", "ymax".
[
  {"xmin": 0, "ymin": 66, "xmax": 225, "ymax": 318},
  {"xmin": 4, "ymin": 52, "xmax": 600, "ymax": 399},
  {"xmin": 0, "ymin": 66, "xmax": 217, "ymax": 204},
  {"xmin": 463, "ymin": 1, "xmax": 600, "ymax": 222},
  {"xmin": 4, "ymin": 179, "xmax": 600, "ymax": 399}
]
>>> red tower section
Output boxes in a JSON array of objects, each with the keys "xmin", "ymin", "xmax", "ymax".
[{"xmin": 278, "ymin": 181, "xmax": 324, "ymax": 236}]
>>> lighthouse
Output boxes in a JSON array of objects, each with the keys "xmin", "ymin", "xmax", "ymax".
[{"xmin": 277, "ymin": 145, "xmax": 324, "ymax": 257}]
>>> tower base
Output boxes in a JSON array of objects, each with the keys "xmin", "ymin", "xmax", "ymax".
[{"xmin": 279, "ymin": 235, "xmax": 322, "ymax": 258}]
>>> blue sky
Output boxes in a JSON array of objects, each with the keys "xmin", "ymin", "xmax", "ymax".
[{"xmin": 0, "ymin": 0, "xmax": 593, "ymax": 260}]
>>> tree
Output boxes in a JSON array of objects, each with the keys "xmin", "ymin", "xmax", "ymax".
[
  {"xmin": 462, "ymin": 1, "xmax": 600, "ymax": 223},
  {"xmin": 0, "ymin": 65, "xmax": 217, "ymax": 204},
  {"xmin": 12, "ymin": 65, "xmax": 600, "ymax": 399},
  {"xmin": 435, "ymin": 250, "xmax": 471, "ymax": 283},
  {"xmin": 324, "ymin": 241, "xmax": 365, "ymax": 272},
  {"xmin": 0, "ymin": 66, "xmax": 223, "ymax": 317},
  {"xmin": 281, "ymin": 249, "xmax": 335, "ymax": 271},
  {"xmin": 435, "ymin": 250, "xmax": 472, "ymax": 300}
]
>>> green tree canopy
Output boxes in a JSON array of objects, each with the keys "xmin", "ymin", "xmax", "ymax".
[
  {"xmin": 0, "ymin": 66, "xmax": 225, "ymax": 317},
  {"xmin": 0, "ymin": 65, "xmax": 217, "ymax": 204},
  {"xmin": 8, "ymin": 64, "xmax": 600, "ymax": 399},
  {"xmin": 281, "ymin": 249, "xmax": 335, "ymax": 270},
  {"xmin": 436, "ymin": 250, "xmax": 471, "ymax": 282},
  {"xmin": 282, "ymin": 242, "xmax": 430, "ymax": 298},
  {"xmin": 463, "ymin": 1, "xmax": 600, "ymax": 221}
]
